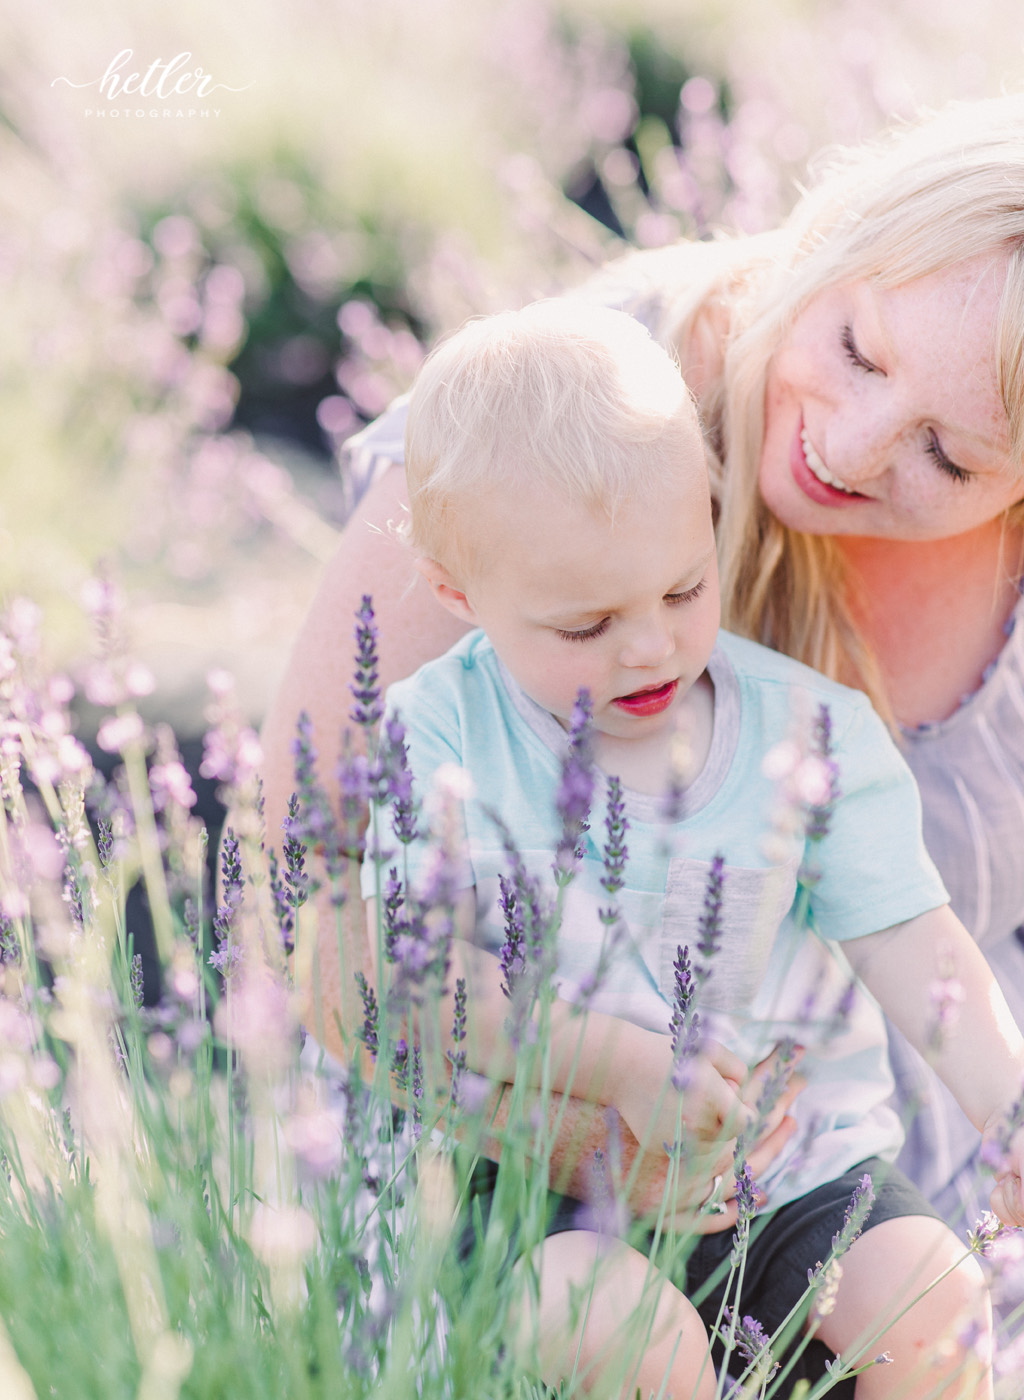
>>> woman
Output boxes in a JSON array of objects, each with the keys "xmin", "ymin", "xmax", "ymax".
[{"xmin": 260, "ymin": 92, "xmax": 1024, "ymax": 1316}]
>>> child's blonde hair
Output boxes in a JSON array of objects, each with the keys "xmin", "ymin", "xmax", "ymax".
[{"xmin": 404, "ymin": 299, "xmax": 703, "ymax": 577}]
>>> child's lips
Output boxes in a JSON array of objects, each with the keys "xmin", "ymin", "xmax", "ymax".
[{"xmin": 612, "ymin": 680, "xmax": 678, "ymax": 717}]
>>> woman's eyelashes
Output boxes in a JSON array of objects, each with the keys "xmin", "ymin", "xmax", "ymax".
[
  {"xmin": 842, "ymin": 325, "xmax": 972, "ymax": 485},
  {"xmin": 925, "ymin": 431, "xmax": 972, "ymax": 485},
  {"xmin": 555, "ymin": 578, "xmax": 708, "ymax": 643},
  {"xmin": 840, "ymin": 323, "xmax": 880, "ymax": 374}
]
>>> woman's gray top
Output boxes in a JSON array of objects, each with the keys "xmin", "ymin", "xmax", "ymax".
[{"xmin": 891, "ymin": 589, "xmax": 1024, "ymax": 1232}]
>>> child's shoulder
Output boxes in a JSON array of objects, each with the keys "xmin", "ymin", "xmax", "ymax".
[
  {"xmin": 386, "ymin": 629, "xmax": 499, "ymax": 711},
  {"xmin": 716, "ymin": 630, "xmax": 876, "ymax": 720}
]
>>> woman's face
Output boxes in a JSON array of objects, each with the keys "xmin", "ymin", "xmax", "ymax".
[{"xmin": 758, "ymin": 253, "xmax": 1024, "ymax": 541}]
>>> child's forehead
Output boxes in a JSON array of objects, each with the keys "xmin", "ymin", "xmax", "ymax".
[{"xmin": 460, "ymin": 459, "xmax": 713, "ymax": 587}]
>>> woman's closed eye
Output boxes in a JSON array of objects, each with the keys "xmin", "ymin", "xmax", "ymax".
[
  {"xmin": 840, "ymin": 324, "xmax": 881, "ymax": 375},
  {"xmin": 924, "ymin": 430, "xmax": 972, "ymax": 485}
]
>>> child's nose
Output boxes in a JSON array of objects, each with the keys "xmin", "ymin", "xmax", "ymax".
[{"xmin": 619, "ymin": 616, "xmax": 675, "ymax": 668}]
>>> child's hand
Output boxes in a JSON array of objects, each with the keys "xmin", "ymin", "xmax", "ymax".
[
  {"xmin": 610, "ymin": 1034, "xmax": 755, "ymax": 1179},
  {"xmin": 983, "ymin": 1116, "xmax": 1024, "ymax": 1228}
]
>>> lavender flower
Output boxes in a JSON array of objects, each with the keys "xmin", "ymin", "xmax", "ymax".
[
  {"xmin": 282, "ymin": 794, "xmax": 310, "ymax": 915},
  {"xmin": 380, "ymin": 857, "xmax": 453, "ymax": 1010},
  {"xmin": 805, "ymin": 703, "xmax": 841, "ymax": 842},
  {"xmin": 62, "ymin": 862, "xmax": 85, "ymax": 931},
  {"xmin": 209, "ymin": 829, "xmax": 244, "ymax": 978},
  {"xmin": 288, "ymin": 715, "xmax": 335, "ymax": 853},
  {"xmin": 928, "ymin": 966, "xmax": 966, "ymax": 1052},
  {"xmin": 729, "ymin": 1158, "xmax": 762, "ymax": 1268},
  {"xmin": 337, "ymin": 737, "xmax": 371, "ymax": 860},
  {"xmin": 599, "ymin": 775, "xmax": 628, "ymax": 913},
  {"xmin": 554, "ymin": 691, "xmax": 594, "ymax": 882},
  {"xmin": 734, "ymin": 1037, "xmax": 798, "ymax": 1162},
  {"xmin": 574, "ymin": 1147, "xmax": 630, "ymax": 1240},
  {"xmin": 489, "ymin": 814, "xmax": 556, "ymax": 1046},
  {"xmin": 380, "ymin": 868, "xmax": 405, "ymax": 962},
  {"xmin": 0, "ymin": 915, "xmax": 19, "ymax": 966},
  {"xmin": 733, "ymin": 1159, "xmax": 760, "ymax": 1228},
  {"xmin": 498, "ymin": 875, "xmax": 525, "ymax": 1000},
  {"xmin": 696, "ymin": 854, "xmax": 725, "ymax": 977},
  {"xmin": 268, "ymin": 849, "xmax": 295, "ymax": 955},
  {"xmin": 968, "ymin": 1211, "xmax": 1009, "ymax": 1257},
  {"xmin": 721, "ymin": 1308, "xmax": 779, "ymax": 1384},
  {"xmin": 832, "ymin": 1172, "xmax": 875, "ymax": 1254},
  {"xmin": 669, "ymin": 944, "xmax": 701, "ymax": 1090},
  {"xmin": 376, "ymin": 711, "xmax": 419, "ymax": 846},
  {"xmin": 96, "ymin": 818, "xmax": 114, "ymax": 869},
  {"xmin": 350, "ymin": 595, "xmax": 383, "ymax": 730},
  {"xmin": 447, "ymin": 976, "xmax": 467, "ymax": 1101},
  {"xmin": 182, "ymin": 898, "xmax": 200, "ymax": 948},
  {"xmin": 354, "ymin": 971, "xmax": 380, "ymax": 1059},
  {"xmin": 129, "ymin": 952, "xmax": 144, "ymax": 1010}
]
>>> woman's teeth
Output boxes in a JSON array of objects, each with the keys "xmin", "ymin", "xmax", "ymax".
[{"xmin": 801, "ymin": 429, "xmax": 856, "ymax": 494}]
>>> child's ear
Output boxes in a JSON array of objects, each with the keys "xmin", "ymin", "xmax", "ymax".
[{"xmin": 414, "ymin": 557, "xmax": 480, "ymax": 625}]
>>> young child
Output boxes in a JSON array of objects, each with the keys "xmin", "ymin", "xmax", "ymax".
[{"xmin": 361, "ymin": 300, "xmax": 1024, "ymax": 1399}]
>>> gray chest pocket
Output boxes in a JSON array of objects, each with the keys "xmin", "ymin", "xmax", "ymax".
[{"xmin": 659, "ymin": 856, "xmax": 799, "ymax": 1014}]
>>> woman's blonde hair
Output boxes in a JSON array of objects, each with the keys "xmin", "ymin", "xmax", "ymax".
[{"xmin": 628, "ymin": 95, "xmax": 1024, "ymax": 721}]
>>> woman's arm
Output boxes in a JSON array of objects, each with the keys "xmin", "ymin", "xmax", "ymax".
[
  {"xmin": 260, "ymin": 462, "xmax": 469, "ymax": 843},
  {"xmin": 258, "ymin": 462, "xmax": 468, "ymax": 1045}
]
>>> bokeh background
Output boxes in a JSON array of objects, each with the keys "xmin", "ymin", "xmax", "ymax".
[{"xmin": 5, "ymin": 0, "xmax": 1024, "ymax": 816}]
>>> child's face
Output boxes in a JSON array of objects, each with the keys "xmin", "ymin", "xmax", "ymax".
[{"xmin": 433, "ymin": 447, "xmax": 720, "ymax": 743}]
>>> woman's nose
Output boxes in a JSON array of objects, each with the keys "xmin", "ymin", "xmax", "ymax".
[{"xmin": 824, "ymin": 398, "xmax": 901, "ymax": 488}]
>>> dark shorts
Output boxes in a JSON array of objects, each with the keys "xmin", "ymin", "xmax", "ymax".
[{"xmin": 459, "ymin": 1155, "xmax": 942, "ymax": 1396}]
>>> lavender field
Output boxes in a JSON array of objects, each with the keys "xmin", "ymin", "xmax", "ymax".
[{"xmin": 1, "ymin": 2, "xmax": 1024, "ymax": 1395}]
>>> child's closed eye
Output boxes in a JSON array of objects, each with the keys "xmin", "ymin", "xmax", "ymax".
[
  {"xmin": 556, "ymin": 618, "xmax": 611, "ymax": 643},
  {"xmin": 665, "ymin": 578, "xmax": 708, "ymax": 606}
]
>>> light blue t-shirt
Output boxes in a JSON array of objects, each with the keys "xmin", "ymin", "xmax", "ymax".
[{"xmin": 363, "ymin": 629, "xmax": 949, "ymax": 1208}]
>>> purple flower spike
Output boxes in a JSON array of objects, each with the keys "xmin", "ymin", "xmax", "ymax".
[
  {"xmin": 722, "ymin": 1307, "xmax": 778, "ymax": 1383},
  {"xmin": 696, "ymin": 854, "xmax": 725, "ymax": 974},
  {"xmin": 554, "ymin": 690, "xmax": 594, "ymax": 881},
  {"xmin": 210, "ymin": 829, "xmax": 244, "ymax": 979},
  {"xmin": 378, "ymin": 711, "xmax": 420, "ymax": 845},
  {"xmin": 498, "ymin": 875, "xmax": 526, "ymax": 999},
  {"xmin": 268, "ymin": 849, "xmax": 295, "ymax": 955},
  {"xmin": 447, "ymin": 976, "xmax": 468, "ymax": 1100},
  {"xmin": 806, "ymin": 703, "xmax": 841, "ymax": 843},
  {"xmin": 733, "ymin": 1159, "xmax": 760, "ymax": 1227},
  {"xmin": 354, "ymin": 971, "xmax": 380, "ymax": 1059},
  {"xmin": 832, "ymin": 1172, "xmax": 875, "ymax": 1254},
  {"xmin": 600, "ymin": 775, "xmax": 629, "ymax": 907},
  {"xmin": 350, "ymin": 596, "xmax": 383, "ymax": 730},
  {"xmin": 669, "ymin": 944, "xmax": 702, "ymax": 1089}
]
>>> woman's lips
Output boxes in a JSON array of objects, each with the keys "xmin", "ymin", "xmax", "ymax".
[
  {"xmin": 612, "ymin": 679, "xmax": 679, "ymax": 716},
  {"xmin": 790, "ymin": 422, "xmax": 864, "ymax": 508}
]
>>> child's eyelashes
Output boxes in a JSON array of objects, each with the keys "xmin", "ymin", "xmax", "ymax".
[
  {"xmin": 556, "ymin": 618, "xmax": 611, "ymax": 643},
  {"xmin": 555, "ymin": 578, "xmax": 708, "ymax": 643},
  {"xmin": 665, "ymin": 578, "xmax": 708, "ymax": 606}
]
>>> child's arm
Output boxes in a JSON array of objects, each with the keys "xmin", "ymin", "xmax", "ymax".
[
  {"xmin": 367, "ymin": 894, "xmax": 755, "ymax": 1177},
  {"xmin": 844, "ymin": 904, "xmax": 1024, "ymax": 1225}
]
